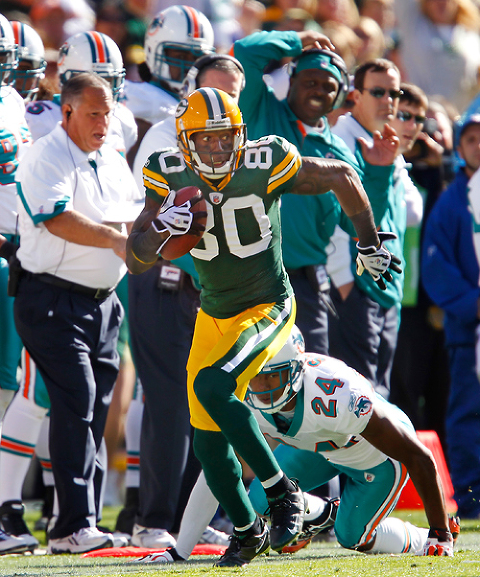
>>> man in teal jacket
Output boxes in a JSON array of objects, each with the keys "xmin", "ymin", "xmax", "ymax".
[{"xmin": 233, "ymin": 30, "xmax": 397, "ymax": 354}]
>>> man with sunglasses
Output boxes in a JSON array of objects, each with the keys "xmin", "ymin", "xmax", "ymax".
[
  {"xmin": 232, "ymin": 32, "xmax": 400, "ymax": 358},
  {"xmin": 327, "ymin": 59, "xmax": 423, "ymax": 401}
]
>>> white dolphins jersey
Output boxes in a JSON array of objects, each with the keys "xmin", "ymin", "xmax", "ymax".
[
  {"xmin": 25, "ymin": 96, "xmax": 137, "ymax": 155},
  {"xmin": 0, "ymin": 86, "xmax": 32, "ymax": 234},
  {"xmin": 254, "ymin": 353, "xmax": 408, "ymax": 470},
  {"xmin": 121, "ymin": 79, "xmax": 178, "ymax": 125}
]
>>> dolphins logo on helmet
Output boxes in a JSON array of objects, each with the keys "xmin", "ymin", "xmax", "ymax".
[
  {"xmin": 246, "ymin": 325, "xmax": 306, "ymax": 414},
  {"xmin": 176, "ymin": 87, "xmax": 246, "ymax": 179}
]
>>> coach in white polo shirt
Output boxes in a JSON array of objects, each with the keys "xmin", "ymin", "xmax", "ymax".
[{"xmin": 14, "ymin": 72, "xmax": 138, "ymax": 554}]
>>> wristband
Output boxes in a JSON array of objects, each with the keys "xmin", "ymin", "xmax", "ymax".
[{"xmin": 428, "ymin": 527, "xmax": 452, "ymax": 541}]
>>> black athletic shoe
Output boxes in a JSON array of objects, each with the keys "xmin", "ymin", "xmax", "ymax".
[
  {"xmin": 282, "ymin": 496, "xmax": 339, "ymax": 553},
  {"xmin": 214, "ymin": 518, "xmax": 270, "ymax": 567},
  {"xmin": 268, "ymin": 479, "xmax": 305, "ymax": 551},
  {"xmin": 0, "ymin": 500, "xmax": 38, "ymax": 551}
]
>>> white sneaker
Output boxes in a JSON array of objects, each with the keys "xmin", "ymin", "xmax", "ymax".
[
  {"xmin": 130, "ymin": 524, "xmax": 176, "ymax": 548},
  {"xmin": 131, "ymin": 550, "xmax": 176, "ymax": 563},
  {"xmin": 48, "ymin": 526, "xmax": 114, "ymax": 554},
  {"xmin": 0, "ymin": 529, "xmax": 30, "ymax": 555},
  {"xmin": 112, "ymin": 531, "xmax": 130, "ymax": 548},
  {"xmin": 198, "ymin": 525, "xmax": 230, "ymax": 546}
]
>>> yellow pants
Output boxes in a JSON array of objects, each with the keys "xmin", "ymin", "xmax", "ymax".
[{"xmin": 187, "ymin": 296, "xmax": 296, "ymax": 430}]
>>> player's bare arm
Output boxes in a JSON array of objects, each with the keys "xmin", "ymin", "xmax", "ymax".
[
  {"xmin": 291, "ymin": 157, "xmax": 379, "ymax": 248},
  {"xmin": 44, "ymin": 210, "xmax": 128, "ymax": 261},
  {"xmin": 126, "ymin": 193, "xmax": 206, "ymax": 274},
  {"xmin": 361, "ymin": 404, "xmax": 449, "ymax": 533},
  {"xmin": 126, "ymin": 196, "xmax": 166, "ymax": 274}
]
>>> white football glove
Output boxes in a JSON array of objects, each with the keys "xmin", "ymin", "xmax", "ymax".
[
  {"xmin": 422, "ymin": 532, "xmax": 454, "ymax": 557},
  {"xmin": 356, "ymin": 231, "xmax": 402, "ymax": 290},
  {"xmin": 152, "ymin": 190, "xmax": 194, "ymax": 237}
]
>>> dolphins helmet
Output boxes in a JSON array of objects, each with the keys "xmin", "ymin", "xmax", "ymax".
[
  {"xmin": 246, "ymin": 325, "xmax": 305, "ymax": 414},
  {"xmin": 10, "ymin": 21, "xmax": 46, "ymax": 101},
  {"xmin": 58, "ymin": 31, "xmax": 125, "ymax": 100},
  {"xmin": 144, "ymin": 5, "xmax": 214, "ymax": 92},
  {"xmin": 0, "ymin": 15, "xmax": 17, "ymax": 87}
]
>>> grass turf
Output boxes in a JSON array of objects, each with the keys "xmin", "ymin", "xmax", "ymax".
[{"xmin": 0, "ymin": 506, "xmax": 477, "ymax": 577}]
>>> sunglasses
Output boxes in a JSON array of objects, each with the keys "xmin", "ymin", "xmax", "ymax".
[
  {"xmin": 362, "ymin": 87, "xmax": 403, "ymax": 99},
  {"xmin": 396, "ymin": 110, "xmax": 426, "ymax": 124}
]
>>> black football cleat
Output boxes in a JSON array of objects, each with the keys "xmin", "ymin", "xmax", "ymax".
[
  {"xmin": 214, "ymin": 518, "xmax": 270, "ymax": 567},
  {"xmin": 282, "ymin": 496, "xmax": 339, "ymax": 553},
  {"xmin": 268, "ymin": 479, "xmax": 305, "ymax": 551}
]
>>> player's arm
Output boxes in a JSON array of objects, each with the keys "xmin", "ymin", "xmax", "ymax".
[
  {"xmin": 360, "ymin": 404, "xmax": 450, "ymax": 535},
  {"xmin": 291, "ymin": 156, "xmax": 402, "ymax": 289},
  {"xmin": 291, "ymin": 156, "xmax": 379, "ymax": 247},
  {"xmin": 126, "ymin": 193, "xmax": 206, "ymax": 274},
  {"xmin": 44, "ymin": 210, "xmax": 128, "ymax": 261},
  {"xmin": 126, "ymin": 196, "xmax": 166, "ymax": 274}
]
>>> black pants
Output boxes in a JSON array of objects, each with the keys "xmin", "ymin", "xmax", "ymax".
[
  {"xmin": 329, "ymin": 283, "xmax": 398, "ymax": 400},
  {"xmin": 128, "ymin": 265, "xmax": 201, "ymax": 531},
  {"xmin": 14, "ymin": 274, "xmax": 122, "ymax": 539}
]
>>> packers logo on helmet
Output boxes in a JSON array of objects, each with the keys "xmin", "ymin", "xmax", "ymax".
[{"xmin": 176, "ymin": 87, "xmax": 246, "ymax": 180}]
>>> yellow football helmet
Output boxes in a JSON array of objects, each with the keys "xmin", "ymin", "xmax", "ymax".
[{"xmin": 176, "ymin": 87, "xmax": 246, "ymax": 179}]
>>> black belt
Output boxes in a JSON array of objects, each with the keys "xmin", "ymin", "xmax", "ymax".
[{"xmin": 26, "ymin": 271, "xmax": 114, "ymax": 300}]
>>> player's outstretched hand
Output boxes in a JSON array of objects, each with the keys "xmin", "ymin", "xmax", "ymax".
[
  {"xmin": 422, "ymin": 527, "xmax": 454, "ymax": 557},
  {"xmin": 153, "ymin": 190, "xmax": 206, "ymax": 237},
  {"xmin": 356, "ymin": 231, "xmax": 402, "ymax": 290}
]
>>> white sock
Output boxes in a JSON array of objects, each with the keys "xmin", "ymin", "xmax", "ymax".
[
  {"xmin": 261, "ymin": 470, "xmax": 283, "ymax": 489},
  {"xmin": 0, "ymin": 389, "xmax": 15, "ymax": 423},
  {"xmin": 304, "ymin": 493, "xmax": 327, "ymax": 521},
  {"xmin": 0, "ymin": 393, "xmax": 47, "ymax": 503},
  {"xmin": 175, "ymin": 471, "xmax": 220, "ymax": 560},
  {"xmin": 124, "ymin": 397, "xmax": 143, "ymax": 488},
  {"xmin": 370, "ymin": 517, "xmax": 429, "ymax": 554}
]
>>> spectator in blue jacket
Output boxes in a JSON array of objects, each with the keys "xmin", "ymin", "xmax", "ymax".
[{"xmin": 422, "ymin": 114, "xmax": 480, "ymax": 519}]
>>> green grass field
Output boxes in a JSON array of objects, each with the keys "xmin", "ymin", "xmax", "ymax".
[{"xmin": 0, "ymin": 506, "xmax": 478, "ymax": 577}]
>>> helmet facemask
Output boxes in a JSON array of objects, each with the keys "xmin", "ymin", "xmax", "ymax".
[
  {"xmin": 154, "ymin": 42, "xmax": 214, "ymax": 91},
  {"xmin": 246, "ymin": 325, "xmax": 306, "ymax": 414},
  {"xmin": 0, "ymin": 47, "xmax": 17, "ymax": 87},
  {"xmin": 246, "ymin": 360, "xmax": 304, "ymax": 414},
  {"xmin": 15, "ymin": 57, "xmax": 46, "ymax": 101},
  {"xmin": 179, "ymin": 124, "xmax": 246, "ymax": 179}
]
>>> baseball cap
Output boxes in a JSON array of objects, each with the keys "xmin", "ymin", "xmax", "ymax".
[
  {"xmin": 294, "ymin": 51, "xmax": 344, "ymax": 85},
  {"xmin": 458, "ymin": 114, "xmax": 480, "ymax": 138}
]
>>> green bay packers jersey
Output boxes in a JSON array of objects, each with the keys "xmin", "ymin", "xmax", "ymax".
[{"xmin": 143, "ymin": 135, "xmax": 302, "ymax": 318}]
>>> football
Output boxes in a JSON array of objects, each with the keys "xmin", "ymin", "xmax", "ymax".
[{"xmin": 160, "ymin": 186, "xmax": 207, "ymax": 261}]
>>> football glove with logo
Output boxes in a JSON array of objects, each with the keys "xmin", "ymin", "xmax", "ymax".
[
  {"xmin": 422, "ymin": 516, "xmax": 460, "ymax": 557},
  {"xmin": 356, "ymin": 231, "xmax": 402, "ymax": 290},
  {"xmin": 152, "ymin": 190, "xmax": 198, "ymax": 237}
]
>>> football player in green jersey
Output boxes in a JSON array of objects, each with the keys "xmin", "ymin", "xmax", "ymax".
[{"xmin": 126, "ymin": 87, "xmax": 401, "ymax": 567}]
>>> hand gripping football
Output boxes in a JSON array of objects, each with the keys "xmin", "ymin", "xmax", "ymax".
[{"xmin": 160, "ymin": 186, "xmax": 207, "ymax": 261}]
